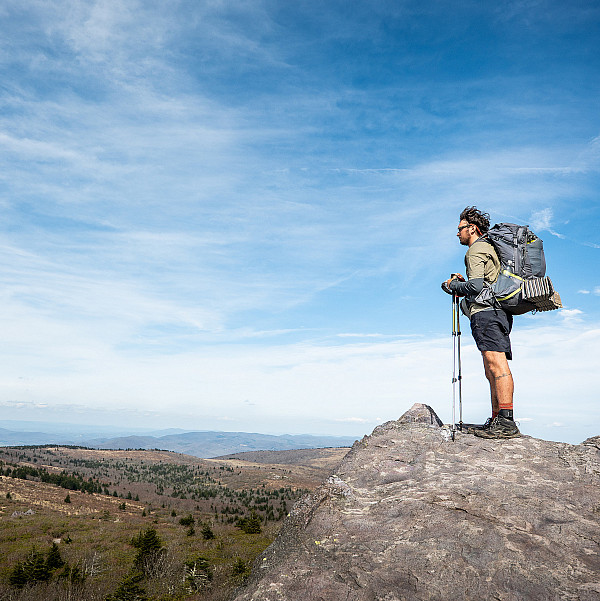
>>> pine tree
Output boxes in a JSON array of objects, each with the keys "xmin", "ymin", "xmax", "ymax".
[
  {"xmin": 8, "ymin": 562, "xmax": 28, "ymax": 589},
  {"xmin": 46, "ymin": 542, "xmax": 65, "ymax": 570},
  {"xmin": 201, "ymin": 523, "xmax": 216, "ymax": 540},
  {"xmin": 9, "ymin": 548, "xmax": 51, "ymax": 588},
  {"xmin": 106, "ymin": 572, "xmax": 148, "ymax": 601},
  {"xmin": 179, "ymin": 514, "xmax": 195, "ymax": 527},
  {"xmin": 131, "ymin": 527, "xmax": 163, "ymax": 575},
  {"xmin": 236, "ymin": 511, "xmax": 262, "ymax": 534}
]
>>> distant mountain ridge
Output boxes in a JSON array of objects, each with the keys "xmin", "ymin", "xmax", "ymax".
[
  {"xmin": 87, "ymin": 431, "xmax": 358, "ymax": 458},
  {"xmin": 0, "ymin": 425, "xmax": 357, "ymax": 458}
]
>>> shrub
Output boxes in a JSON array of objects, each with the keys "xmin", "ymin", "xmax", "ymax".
[
  {"xmin": 236, "ymin": 511, "xmax": 262, "ymax": 534},
  {"xmin": 184, "ymin": 555, "xmax": 212, "ymax": 592},
  {"xmin": 106, "ymin": 572, "xmax": 148, "ymax": 601},
  {"xmin": 201, "ymin": 523, "xmax": 216, "ymax": 540},
  {"xmin": 178, "ymin": 514, "xmax": 195, "ymax": 527},
  {"xmin": 59, "ymin": 563, "xmax": 86, "ymax": 584},
  {"xmin": 231, "ymin": 558, "xmax": 251, "ymax": 582}
]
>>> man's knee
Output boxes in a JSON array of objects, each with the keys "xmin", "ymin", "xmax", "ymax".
[{"xmin": 482, "ymin": 351, "xmax": 511, "ymax": 377}]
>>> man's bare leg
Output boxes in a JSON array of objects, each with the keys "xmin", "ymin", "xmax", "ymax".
[
  {"xmin": 482, "ymin": 350, "xmax": 513, "ymax": 415},
  {"xmin": 483, "ymin": 359, "xmax": 499, "ymax": 417},
  {"xmin": 475, "ymin": 351, "xmax": 520, "ymax": 437}
]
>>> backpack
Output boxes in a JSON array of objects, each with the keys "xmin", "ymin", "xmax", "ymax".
[{"xmin": 472, "ymin": 223, "xmax": 562, "ymax": 315}]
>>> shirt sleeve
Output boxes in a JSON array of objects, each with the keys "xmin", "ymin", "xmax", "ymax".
[{"xmin": 449, "ymin": 277, "xmax": 484, "ymax": 296}]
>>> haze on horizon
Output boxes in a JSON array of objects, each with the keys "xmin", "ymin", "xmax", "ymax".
[{"xmin": 1, "ymin": 1, "xmax": 599, "ymax": 444}]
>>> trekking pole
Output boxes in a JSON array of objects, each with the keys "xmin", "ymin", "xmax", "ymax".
[
  {"xmin": 454, "ymin": 294, "xmax": 463, "ymax": 431},
  {"xmin": 451, "ymin": 293, "xmax": 463, "ymax": 440}
]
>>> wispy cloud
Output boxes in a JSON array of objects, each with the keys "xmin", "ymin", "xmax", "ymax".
[
  {"xmin": 0, "ymin": 0, "xmax": 599, "ymax": 442},
  {"xmin": 529, "ymin": 208, "xmax": 566, "ymax": 238}
]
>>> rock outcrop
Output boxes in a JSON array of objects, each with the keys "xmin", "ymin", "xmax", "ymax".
[{"xmin": 231, "ymin": 404, "xmax": 600, "ymax": 601}]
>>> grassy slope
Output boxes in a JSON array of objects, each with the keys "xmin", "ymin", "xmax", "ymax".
[{"xmin": 0, "ymin": 445, "xmax": 347, "ymax": 600}]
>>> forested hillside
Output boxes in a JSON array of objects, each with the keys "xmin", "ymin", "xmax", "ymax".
[{"xmin": 0, "ymin": 445, "xmax": 346, "ymax": 600}]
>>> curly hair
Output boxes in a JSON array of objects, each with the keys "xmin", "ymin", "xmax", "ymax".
[{"xmin": 459, "ymin": 206, "xmax": 490, "ymax": 234}]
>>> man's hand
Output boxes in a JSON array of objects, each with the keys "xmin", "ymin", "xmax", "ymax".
[
  {"xmin": 444, "ymin": 273, "xmax": 465, "ymax": 287},
  {"xmin": 441, "ymin": 273, "xmax": 465, "ymax": 295}
]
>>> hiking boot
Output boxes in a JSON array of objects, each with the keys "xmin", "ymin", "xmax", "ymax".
[
  {"xmin": 474, "ymin": 416, "xmax": 520, "ymax": 439},
  {"xmin": 465, "ymin": 417, "xmax": 494, "ymax": 434}
]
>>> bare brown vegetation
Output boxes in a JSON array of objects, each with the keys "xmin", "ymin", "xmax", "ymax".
[{"xmin": 0, "ymin": 445, "xmax": 347, "ymax": 600}]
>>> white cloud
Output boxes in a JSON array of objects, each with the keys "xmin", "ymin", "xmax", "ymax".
[
  {"xmin": 530, "ymin": 208, "xmax": 554, "ymax": 231},
  {"xmin": 529, "ymin": 207, "xmax": 565, "ymax": 238},
  {"xmin": 559, "ymin": 309, "xmax": 584, "ymax": 324},
  {"xmin": 1, "ymin": 0, "xmax": 599, "ymax": 446},
  {"xmin": 0, "ymin": 300, "xmax": 598, "ymax": 441}
]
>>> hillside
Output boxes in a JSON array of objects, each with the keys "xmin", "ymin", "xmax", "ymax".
[
  {"xmin": 231, "ymin": 404, "xmax": 600, "ymax": 601},
  {"xmin": 0, "ymin": 425, "xmax": 357, "ymax": 458},
  {"xmin": 214, "ymin": 447, "xmax": 351, "ymax": 468},
  {"xmin": 0, "ymin": 444, "xmax": 348, "ymax": 600},
  {"xmin": 89, "ymin": 431, "xmax": 357, "ymax": 458}
]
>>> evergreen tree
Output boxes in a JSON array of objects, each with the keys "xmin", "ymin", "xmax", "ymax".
[
  {"xmin": 8, "ymin": 563, "xmax": 28, "ymax": 589},
  {"xmin": 201, "ymin": 523, "xmax": 216, "ymax": 540},
  {"xmin": 131, "ymin": 527, "xmax": 163, "ymax": 575},
  {"xmin": 184, "ymin": 556, "xmax": 212, "ymax": 591},
  {"xmin": 106, "ymin": 572, "xmax": 148, "ymax": 601},
  {"xmin": 9, "ymin": 548, "xmax": 51, "ymax": 588},
  {"xmin": 46, "ymin": 542, "xmax": 65, "ymax": 570},
  {"xmin": 179, "ymin": 514, "xmax": 195, "ymax": 527},
  {"xmin": 236, "ymin": 511, "xmax": 262, "ymax": 534},
  {"xmin": 59, "ymin": 563, "xmax": 86, "ymax": 584},
  {"xmin": 24, "ymin": 548, "xmax": 51, "ymax": 583}
]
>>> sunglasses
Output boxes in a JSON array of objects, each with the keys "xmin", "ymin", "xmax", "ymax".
[{"xmin": 457, "ymin": 224, "xmax": 472, "ymax": 232}]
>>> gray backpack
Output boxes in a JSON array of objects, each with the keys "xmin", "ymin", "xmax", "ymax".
[{"xmin": 473, "ymin": 223, "xmax": 562, "ymax": 315}]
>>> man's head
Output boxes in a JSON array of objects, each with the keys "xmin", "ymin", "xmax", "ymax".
[{"xmin": 457, "ymin": 206, "xmax": 490, "ymax": 246}]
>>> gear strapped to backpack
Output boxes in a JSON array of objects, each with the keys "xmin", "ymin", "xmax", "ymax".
[{"xmin": 473, "ymin": 223, "xmax": 562, "ymax": 315}]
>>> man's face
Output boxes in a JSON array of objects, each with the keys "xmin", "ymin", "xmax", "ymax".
[{"xmin": 457, "ymin": 219, "xmax": 473, "ymax": 246}]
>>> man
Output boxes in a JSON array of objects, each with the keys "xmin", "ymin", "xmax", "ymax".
[{"xmin": 443, "ymin": 206, "xmax": 520, "ymax": 439}]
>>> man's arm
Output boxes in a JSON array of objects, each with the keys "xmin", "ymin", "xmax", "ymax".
[
  {"xmin": 447, "ymin": 246, "xmax": 488, "ymax": 296},
  {"xmin": 449, "ymin": 277, "xmax": 484, "ymax": 296}
]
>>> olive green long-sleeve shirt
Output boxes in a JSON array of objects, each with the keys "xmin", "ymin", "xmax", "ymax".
[{"xmin": 450, "ymin": 238, "xmax": 501, "ymax": 317}]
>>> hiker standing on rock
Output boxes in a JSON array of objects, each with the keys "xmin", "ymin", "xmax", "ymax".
[{"xmin": 443, "ymin": 207, "xmax": 520, "ymax": 439}]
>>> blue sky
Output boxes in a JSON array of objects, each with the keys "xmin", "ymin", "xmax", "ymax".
[{"xmin": 1, "ymin": 0, "xmax": 599, "ymax": 443}]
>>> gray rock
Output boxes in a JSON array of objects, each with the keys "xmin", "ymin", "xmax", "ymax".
[
  {"xmin": 397, "ymin": 403, "xmax": 443, "ymax": 427},
  {"xmin": 231, "ymin": 408, "xmax": 600, "ymax": 601}
]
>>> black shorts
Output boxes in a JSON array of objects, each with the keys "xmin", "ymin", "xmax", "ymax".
[{"xmin": 470, "ymin": 309, "xmax": 513, "ymax": 360}]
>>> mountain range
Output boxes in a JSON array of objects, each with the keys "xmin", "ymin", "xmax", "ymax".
[{"xmin": 0, "ymin": 422, "xmax": 357, "ymax": 458}]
